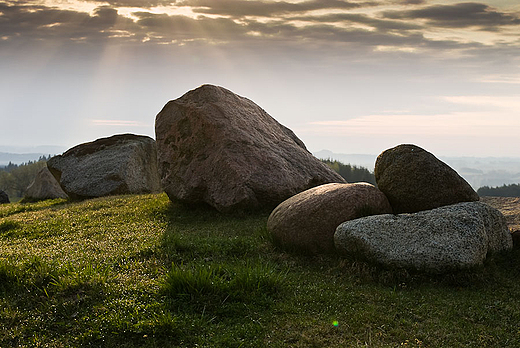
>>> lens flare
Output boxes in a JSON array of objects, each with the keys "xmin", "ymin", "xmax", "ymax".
[{"xmin": 332, "ymin": 320, "xmax": 339, "ymax": 327}]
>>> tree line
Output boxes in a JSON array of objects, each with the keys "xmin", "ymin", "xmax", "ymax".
[
  {"xmin": 0, "ymin": 156, "xmax": 51, "ymax": 201},
  {"xmin": 320, "ymin": 159, "xmax": 376, "ymax": 185},
  {"xmin": 477, "ymin": 184, "xmax": 520, "ymax": 197}
]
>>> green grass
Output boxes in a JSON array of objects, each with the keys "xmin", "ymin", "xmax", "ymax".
[{"xmin": 1, "ymin": 193, "xmax": 520, "ymax": 347}]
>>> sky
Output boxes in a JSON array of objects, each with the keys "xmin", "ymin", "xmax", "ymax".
[{"xmin": 1, "ymin": 0, "xmax": 520, "ymax": 158}]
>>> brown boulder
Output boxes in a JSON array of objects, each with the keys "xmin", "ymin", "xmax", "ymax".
[
  {"xmin": 267, "ymin": 183, "xmax": 392, "ymax": 254},
  {"xmin": 155, "ymin": 84, "xmax": 345, "ymax": 213},
  {"xmin": 374, "ymin": 144, "xmax": 479, "ymax": 214},
  {"xmin": 48, "ymin": 134, "xmax": 162, "ymax": 200},
  {"xmin": 24, "ymin": 166, "xmax": 68, "ymax": 201}
]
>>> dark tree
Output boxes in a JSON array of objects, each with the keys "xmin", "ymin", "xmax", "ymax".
[
  {"xmin": 320, "ymin": 159, "xmax": 376, "ymax": 185},
  {"xmin": 477, "ymin": 184, "xmax": 520, "ymax": 197}
]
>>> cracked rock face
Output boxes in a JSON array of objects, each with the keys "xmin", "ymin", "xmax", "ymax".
[
  {"xmin": 155, "ymin": 84, "xmax": 345, "ymax": 213},
  {"xmin": 267, "ymin": 183, "xmax": 392, "ymax": 254},
  {"xmin": 375, "ymin": 144, "xmax": 479, "ymax": 214},
  {"xmin": 334, "ymin": 202, "xmax": 513, "ymax": 272},
  {"xmin": 48, "ymin": 134, "xmax": 162, "ymax": 200}
]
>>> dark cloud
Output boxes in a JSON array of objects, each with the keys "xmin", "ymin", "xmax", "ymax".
[
  {"xmin": 0, "ymin": 0, "xmax": 517, "ymax": 63},
  {"xmin": 383, "ymin": 2, "xmax": 520, "ymax": 30},
  {"xmin": 0, "ymin": 3, "xmax": 137, "ymax": 42},
  {"xmin": 82, "ymin": 0, "xmax": 176, "ymax": 7},
  {"xmin": 178, "ymin": 0, "xmax": 372, "ymax": 17},
  {"xmin": 291, "ymin": 13, "xmax": 422, "ymax": 31},
  {"xmin": 397, "ymin": 0, "xmax": 426, "ymax": 4}
]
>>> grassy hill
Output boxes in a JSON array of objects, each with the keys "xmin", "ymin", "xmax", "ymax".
[{"xmin": 1, "ymin": 194, "xmax": 520, "ymax": 347}]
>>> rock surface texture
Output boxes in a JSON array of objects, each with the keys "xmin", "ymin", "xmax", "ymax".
[
  {"xmin": 267, "ymin": 183, "xmax": 392, "ymax": 254},
  {"xmin": 48, "ymin": 134, "xmax": 162, "ymax": 200},
  {"xmin": 374, "ymin": 144, "xmax": 479, "ymax": 214},
  {"xmin": 0, "ymin": 190, "xmax": 9, "ymax": 204},
  {"xmin": 155, "ymin": 84, "xmax": 346, "ymax": 212},
  {"xmin": 334, "ymin": 202, "xmax": 513, "ymax": 272},
  {"xmin": 25, "ymin": 167, "xmax": 68, "ymax": 201}
]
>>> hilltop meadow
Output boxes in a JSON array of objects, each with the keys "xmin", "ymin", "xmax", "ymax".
[{"xmin": 1, "ymin": 193, "xmax": 519, "ymax": 347}]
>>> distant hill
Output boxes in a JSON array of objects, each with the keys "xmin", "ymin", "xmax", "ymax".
[
  {"xmin": 0, "ymin": 145, "xmax": 65, "ymax": 166},
  {"xmin": 0, "ymin": 152, "xmax": 52, "ymax": 166},
  {"xmin": 313, "ymin": 150, "xmax": 520, "ymax": 190}
]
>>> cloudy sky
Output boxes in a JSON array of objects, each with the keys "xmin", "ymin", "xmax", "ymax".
[{"xmin": 1, "ymin": 0, "xmax": 520, "ymax": 157}]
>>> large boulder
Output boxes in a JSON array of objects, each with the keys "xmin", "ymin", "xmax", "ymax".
[
  {"xmin": 334, "ymin": 202, "xmax": 513, "ymax": 272},
  {"xmin": 47, "ymin": 134, "xmax": 162, "ymax": 200},
  {"xmin": 24, "ymin": 166, "xmax": 68, "ymax": 201},
  {"xmin": 155, "ymin": 84, "xmax": 345, "ymax": 213},
  {"xmin": 374, "ymin": 144, "xmax": 479, "ymax": 213},
  {"xmin": 267, "ymin": 183, "xmax": 392, "ymax": 254},
  {"xmin": 0, "ymin": 190, "xmax": 9, "ymax": 204}
]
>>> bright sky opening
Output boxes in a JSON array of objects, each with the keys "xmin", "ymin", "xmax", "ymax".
[{"xmin": 1, "ymin": 0, "xmax": 519, "ymax": 157}]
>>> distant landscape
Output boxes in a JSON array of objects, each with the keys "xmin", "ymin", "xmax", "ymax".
[
  {"xmin": 2, "ymin": 148, "xmax": 520, "ymax": 194},
  {"xmin": 314, "ymin": 150, "xmax": 520, "ymax": 190}
]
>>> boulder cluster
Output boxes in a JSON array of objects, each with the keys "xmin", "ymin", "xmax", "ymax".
[
  {"xmin": 17, "ymin": 84, "xmax": 513, "ymax": 272},
  {"xmin": 36, "ymin": 85, "xmax": 342, "ymax": 210},
  {"xmin": 269, "ymin": 143, "xmax": 513, "ymax": 272},
  {"xmin": 23, "ymin": 134, "xmax": 163, "ymax": 202}
]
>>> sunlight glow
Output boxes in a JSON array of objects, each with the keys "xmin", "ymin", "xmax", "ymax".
[
  {"xmin": 424, "ymin": 28, "xmax": 517, "ymax": 46},
  {"xmin": 38, "ymin": 0, "xmax": 107, "ymax": 15},
  {"xmin": 375, "ymin": 45, "xmax": 418, "ymax": 53},
  {"xmin": 104, "ymin": 30, "xmax": 135, "ymax": 39},
  {"xmin": 117, "ymin": 5, "xmax": 198, "ymax": 22}
]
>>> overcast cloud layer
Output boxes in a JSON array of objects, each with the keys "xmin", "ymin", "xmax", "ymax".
[
  {"xmin": 1, "ymin": 0, "xmax": 520, "ymax": 157},
  {"xmin": 2, "ymin": 1, "xmax": 520, "ymax": 49}
]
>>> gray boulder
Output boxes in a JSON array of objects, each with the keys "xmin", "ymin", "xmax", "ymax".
[
  {"xmin": 155, "ymin": 84, "xmax": 345, "ymax": 213},
  {"xmin": 375, "ymin": 144, "xmax": 479, "ymax": 213},
  {"xmin": 334, "ymin": 202, "xmax": 513, "ymax": 272},
  {"xmin": 48, "ymin": 134, "xmax": 162, "ymax": 200},
  {"xmin": 24, "ymin": 166, "xmax": 68, "ymax": 201},
  {"xmin": 0, "ymin": 190, "xmax": 9, "ymax": 204},
  {"xmin": 267, "ymin": 183, "xmax": 392, "ymax": 254}
]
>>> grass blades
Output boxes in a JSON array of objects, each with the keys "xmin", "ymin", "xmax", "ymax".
[{"xmin": 1, "ymin": 193, "xmax": 520, "ymax": 347}]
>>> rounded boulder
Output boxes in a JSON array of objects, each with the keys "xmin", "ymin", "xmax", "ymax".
[
  {"xmin": 375, "ymin": 144, "xmax": 479, "ymax": 213},
  {"xmin": 267, "ymin": 182, "xmax": 392, "ymax": 254},
  {"xmin": 334, "ymin": 201, "xmax": 512, "ymax": 272}
]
